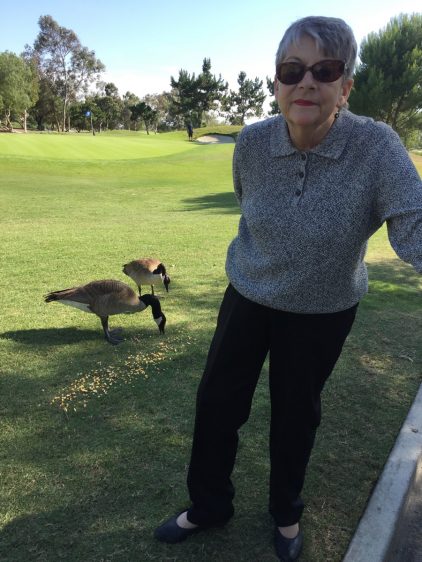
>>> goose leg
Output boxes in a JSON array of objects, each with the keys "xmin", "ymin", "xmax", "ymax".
[
  {"xmin": 138, "ymin": 285, "xmax": 142, "ymax": 296},
  {"xmin": 151, "ymin": 285, "xmax": 155, "ymax": 295},
  {"xmin": 101, "ymin": 316, "xmax": 124, "ymax": 345}
]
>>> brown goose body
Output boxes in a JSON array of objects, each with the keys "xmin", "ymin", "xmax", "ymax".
[
  {"xmin": 45, "ymin": 279, "xmax": 166, "ymax": 344},
  {"xmin": 123, "ymin": 258, "xmax": 170, "ymax": 295}
]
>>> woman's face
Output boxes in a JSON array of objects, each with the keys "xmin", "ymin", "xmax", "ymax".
[{"xmin": 274, "ymin": 35, "xmax": 353, "ymax": 141}]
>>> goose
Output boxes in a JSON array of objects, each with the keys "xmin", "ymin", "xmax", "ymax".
[
  {"xmin": 122, "ymin": 258, "xmax": 170, "ymax": 296},
  {"xmin": 44, "ymin": 279, "xmax": 166, "ymax": 345}
]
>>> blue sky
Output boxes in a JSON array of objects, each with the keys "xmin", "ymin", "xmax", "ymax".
[{"xmin": 1, "ymin": 0, "xmax": 421, "ymax": 101}]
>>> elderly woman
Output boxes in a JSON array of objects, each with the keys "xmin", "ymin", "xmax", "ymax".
[{"xmin": 155, "ymin": 16, "xmax": 422, "ymax": 561}]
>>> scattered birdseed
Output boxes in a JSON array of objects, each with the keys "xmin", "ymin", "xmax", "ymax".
[{"xmin": 51, "ymin": 334, "xmax": 196, "ymax": 413}]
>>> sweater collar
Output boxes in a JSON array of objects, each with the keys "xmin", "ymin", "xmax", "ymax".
[{"xmin": 270, "ymin": 110, "xmax": 353, "ymax": 159}]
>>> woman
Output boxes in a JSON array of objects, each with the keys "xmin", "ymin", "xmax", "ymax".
[{"xmin": 155, "ymin": 16, "xmax": 422, "ymax": 561}]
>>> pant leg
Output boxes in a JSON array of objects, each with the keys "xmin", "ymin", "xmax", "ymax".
[
  {"xmin": 268, "ymin": 304, "xmax": 358, "ymax": 526},
  {"xmin": 187, "ymin": 284, "xmax": 270, "ymax": 526}
]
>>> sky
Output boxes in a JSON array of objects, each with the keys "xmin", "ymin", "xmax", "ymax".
[{"xmin": 1, "ymin": 0, "xmax": 421, "ymax": 106}]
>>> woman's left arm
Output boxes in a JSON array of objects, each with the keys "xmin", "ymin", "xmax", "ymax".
[{"xmin": 375, "ymin": 128, "xmax": 422, "ymax": 273}]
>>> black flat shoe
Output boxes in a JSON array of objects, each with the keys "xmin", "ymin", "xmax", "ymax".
[
  {"xmin": 154, "ymin": 513, "xmax": 202, "ymax": 544},
  {"xmin": 274, "ymin": 528, "xmax": 303, "ymax": 561}
]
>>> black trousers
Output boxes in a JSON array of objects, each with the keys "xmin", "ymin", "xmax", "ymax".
[{"xmin": 186, "ymin": 284, "xmax": 358, "ymax": 527}]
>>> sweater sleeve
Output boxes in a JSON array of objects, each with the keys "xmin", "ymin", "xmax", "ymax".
[
  {"xmin": 232, "ymin": 130, "xmax": 245, "ymax": 205},
  {"xmin": 374, "ymin": 125, "xmax": 422, "ymax": 273}
]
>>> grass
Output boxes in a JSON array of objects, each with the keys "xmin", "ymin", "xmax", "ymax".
[{"xmin": 0, "ymin": 130, "xmax": 421, "ymax": 562}]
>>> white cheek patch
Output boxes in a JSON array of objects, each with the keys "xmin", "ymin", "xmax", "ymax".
[
  {"xmin": 154, "ymin": 316, "xmax": 163, "ymax": 326},
  {"xmin": 60, "ymin": 300, "xmax": 93, "ymax": 313}
]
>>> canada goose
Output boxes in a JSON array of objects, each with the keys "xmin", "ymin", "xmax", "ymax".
[
  {"xmin": 44, "ymin": 279, "xmax": 166, "ymax": 345},
  {"xmin": 122, "ymin": 258, "xmax": 170, "ymax": 295}
]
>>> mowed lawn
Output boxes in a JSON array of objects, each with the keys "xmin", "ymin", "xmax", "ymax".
[{"xmin": 0, "ymin": 131, "xmax": 421, "ymax": 562}]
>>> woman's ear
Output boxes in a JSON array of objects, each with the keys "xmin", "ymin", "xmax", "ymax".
[{"xmin": 338, "ymin": 78, "xmax": 354, "ymax": 108}]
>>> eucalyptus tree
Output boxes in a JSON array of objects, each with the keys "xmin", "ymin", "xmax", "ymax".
[
  {"xmin": 29, "ymin": 15, "xmax": 105, "ymax": 131},
  {"xmin": 142, "ymin": 92, "xmax": 173, "ymax": 131},
  {"xmin": 349, "ymin": 13, "xmax": 422, "ymax": 143},
  {"xmin": 0, "ymin": 51, "xmax": 38, "ymax": 131},
  {"xmin": 222, "ymin": 71, "xmax": 266, "ymax": 125},
  {"xmin": 95, "ymin": 82, "xmax": 124, "ymax": 130},
  {"xmin": 122, "ymin": 91, "xmax": 140, "ymax": 130},
  {"xmin": 29, "ymin": 76, "xmax": 62, "ymax": 130}
]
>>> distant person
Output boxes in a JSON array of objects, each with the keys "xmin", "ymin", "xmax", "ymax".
[
  {"xmin": 187, "ymin": 122, "xmax": 193, "ymax": 141},
  {"xmin": 154, "ymin": 15, "xmax": 422, "ymax": 561}
]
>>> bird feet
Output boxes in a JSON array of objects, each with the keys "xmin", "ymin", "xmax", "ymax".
[{"xmin": 106, "ymin": 328, "xmax": 124, "ymax": 345}]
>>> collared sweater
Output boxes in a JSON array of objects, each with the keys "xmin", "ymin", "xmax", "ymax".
[{"xmin": 225, "ymin": 109, "xmax": 422, "ymax": 313}]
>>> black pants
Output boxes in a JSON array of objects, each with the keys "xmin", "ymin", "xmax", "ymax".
[{"xmin": 186, "ymin": 284, "xmax": 358, "ymax": 527}]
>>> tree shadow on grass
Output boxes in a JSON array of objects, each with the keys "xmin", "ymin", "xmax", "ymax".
[
  {"xmin": 181, "ymin": 192, "xmax": 239, "ymax": 214},
  {"xmin": 367, "ymin": 259, "xmax": 422, "ymax": 290},
  {"xmin": 364, "ymin": 260, "xmax": 422, "ymax": 312},
  {"xmin": 1, "ymin": 327, "xmax": 102, "ymax": 346}
]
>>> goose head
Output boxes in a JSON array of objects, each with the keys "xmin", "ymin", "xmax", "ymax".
[{"xmin": 139, "ymin": 294, "xmax": 166, "ymax": 334}]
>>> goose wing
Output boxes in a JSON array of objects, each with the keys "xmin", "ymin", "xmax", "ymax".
[
  {"xmin": 123, "ymin": 258, "xmax": 162, "ymax": 284},
  {"xmin": 44, "ymin": 284, "xmax": 92, "ymax": 304},
  {"xmin": 86, "ymin": 280, "xmax": 140, "ymax": 316}
]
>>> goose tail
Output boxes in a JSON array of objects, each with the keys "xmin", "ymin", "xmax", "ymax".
[{"xmin": 44, "ymin": 287, "xmax": 77, "ymax": 303}]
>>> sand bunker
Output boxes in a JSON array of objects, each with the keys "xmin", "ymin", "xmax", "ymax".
[{"xmin": 196, "ymin": 134, "xmax": 235, "ymax": 144}]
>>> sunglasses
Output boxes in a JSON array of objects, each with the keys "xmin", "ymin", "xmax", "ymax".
[{"xmin": 276, "ymin": 59, "xmax": 346, "ymax": 85}]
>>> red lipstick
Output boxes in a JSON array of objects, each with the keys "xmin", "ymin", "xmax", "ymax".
[{"xmin": 294, "ymin": 99, "xmax": 316, "ymax": 106}]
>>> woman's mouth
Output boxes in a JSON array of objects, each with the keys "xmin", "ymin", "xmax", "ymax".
[{"xmin": 294, "ymin": 99, "xmax": 316, "ymax": 106}]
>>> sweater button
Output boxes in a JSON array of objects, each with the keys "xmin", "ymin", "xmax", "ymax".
[
  {"xmin": 301, "ymin": 153, "xmax": 307, "ymax": 160},
  {"xmin": 295, "ymin": 189, "xmax": 302, "ymax": 196},
  {"xmin": 299, "ymin": 171, "xmax": 304, "ymax": 178}
]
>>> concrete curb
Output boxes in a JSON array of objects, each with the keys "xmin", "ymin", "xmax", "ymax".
[
  {"xmin": 343, "ymin": 383, "xmax": 422, "ymax": 562},
  {"xmin": 386, "ymin": 454, "xmax": 422, "ymax": 561}
]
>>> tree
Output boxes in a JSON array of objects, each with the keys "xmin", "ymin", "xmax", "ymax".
[
  {"xmin": 122, "ymin": 91, "xmax": 140, "ymax": 130},
  {"xmin": 169, "ymin": 69, "xmax": 199, "ymax": 127},
  {"xmin": 29, "ymin": 76, "xmax": 62, "ymax": 130},
  {"xmin": 29, "ymin": 15, "xmax": 105, "ymax": 132},
  {"xmin": 142, "ymin": 104, "xmax": 158, "ymax": 134},
  {"xmin": 266, "ymin": 76, "xmax": 280, "ymax": 116},
  {"xmin": 169, "ymin": 58, "xmax": 227, "ymax": 127},
  {"xmin": 95, "ymin": 82, "xmax": 124, "ymax": 130},
  {"xmin": 129, "ymin": 101, "xmax": 158, "ymax": 134},
  {"xmin": 0, "ymin": 51, "xmax": 38, "ymax": 131},
  {"xmin": 143, "ymin": 92, "xmax": 174, "ymax": 131},
  {"xmin": 196, "ymin": 58, "xmax": 227, "ymax": 125},
  {"xmin": 349, "ymin": 13, "xmax": 422, "ymax": 143},
  {"xmin": 222, "ymin": 71, "xmax": 266, "ymax": 125}
]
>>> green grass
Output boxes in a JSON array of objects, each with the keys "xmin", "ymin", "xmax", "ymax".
[{"xmin": 0, "ymin": 131, "xmax": 421, "ymax": 562}]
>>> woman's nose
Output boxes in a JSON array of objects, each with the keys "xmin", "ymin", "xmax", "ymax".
[{"xmin": 298, "ymin": 69, "xmax": 316, "ymax": 87}]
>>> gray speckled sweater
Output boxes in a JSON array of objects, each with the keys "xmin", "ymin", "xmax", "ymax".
[{"xmin": 225, "ymin": 110, "xmax": 422, "ymax": 313}]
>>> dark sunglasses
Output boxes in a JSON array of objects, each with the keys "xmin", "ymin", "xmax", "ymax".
[{"xmin": 276, "ymin": 59, "xmax": 346, "ymax": 85}]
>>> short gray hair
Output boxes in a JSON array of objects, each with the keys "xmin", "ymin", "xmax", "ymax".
[{"xmin": 275, "ymin": 16, "xmax": 357, "ymax": 80}]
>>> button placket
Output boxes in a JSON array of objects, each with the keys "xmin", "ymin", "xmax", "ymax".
[{"xmin": 295, "ymin": 153, "xmax": 307, "ymax": 199}]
